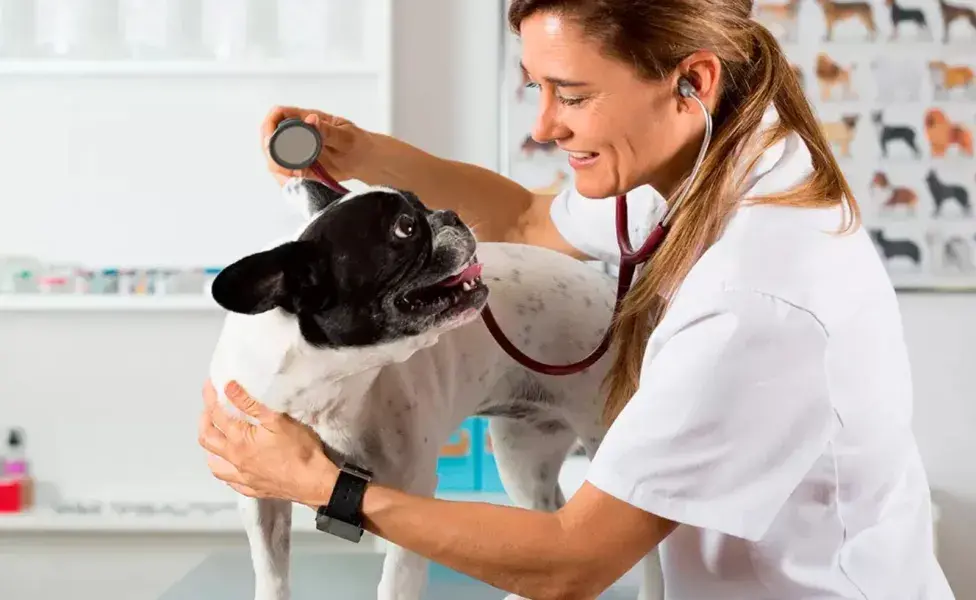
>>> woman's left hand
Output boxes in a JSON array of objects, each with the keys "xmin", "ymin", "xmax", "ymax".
[{"xmin": 198, "ymin": 380, "xmax": 338, "ymax": 507}]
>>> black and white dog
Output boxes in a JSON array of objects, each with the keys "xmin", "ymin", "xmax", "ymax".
[{"xmin": 207, "ymin": 178, "xmax": 657, "ymax": 600}]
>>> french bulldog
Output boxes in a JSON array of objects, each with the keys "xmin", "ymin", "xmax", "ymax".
[{"xmin": 206, "ymin": 177, "xmax": 653, "ymax": 600}]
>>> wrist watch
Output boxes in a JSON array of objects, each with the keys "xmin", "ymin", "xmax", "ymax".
[{"xmin": 315, "ymin": 463, "xmax": 373, "ymax": 542}]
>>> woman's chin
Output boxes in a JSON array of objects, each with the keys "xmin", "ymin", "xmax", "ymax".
[{"xmin": 572, "ymin": 173, "xmax": 617, "ymax": 200}]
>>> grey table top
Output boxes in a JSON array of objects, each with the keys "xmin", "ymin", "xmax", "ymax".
[{"xmin": 158, "ymin": 550, "xmax": 643, "ymax": 600}]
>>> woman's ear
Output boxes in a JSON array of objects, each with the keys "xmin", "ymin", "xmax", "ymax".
[{"xmin": 676, "ymin": 51, "xmax": 722, "ymax": 111}]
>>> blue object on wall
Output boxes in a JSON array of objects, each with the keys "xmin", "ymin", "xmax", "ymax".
[
  {"xmin": 435, "ymin": 418, "xmax": 478, "ymax": 491},
  {"xmin": 435, "ymin": 417, "xmax": 508, "ymax": 496}
]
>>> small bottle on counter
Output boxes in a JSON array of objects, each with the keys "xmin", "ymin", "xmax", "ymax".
[{"xmin": 0, "ymin": 427, "xmax": 33, "ymax": 513}]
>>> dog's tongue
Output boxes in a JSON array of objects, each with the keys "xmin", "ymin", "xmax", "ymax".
[{"xmin": 438, "ymin": 263, "xmax": 483, "ymax": 287}]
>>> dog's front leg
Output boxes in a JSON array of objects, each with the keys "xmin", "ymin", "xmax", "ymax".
[
  {"xmin": 375, "ymin": 468, "xmax": 437, "ymax": 600},
  {"xmin": 239, "ymin": 495, "xmax": 292, "ymax": 600}
]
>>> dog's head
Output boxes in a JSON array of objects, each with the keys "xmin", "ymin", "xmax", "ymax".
[{"xmin": 210, "ymin": 179, "xmax": 489, "ymax": 348}]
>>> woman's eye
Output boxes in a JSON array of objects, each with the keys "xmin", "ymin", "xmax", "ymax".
[
  {"xmin": 557, "ymin": 94, "xmax": 586, "ymax": 107},
  {"xmin": 393, "ymin": 214, "xmax": 415, "ymax": 239}
]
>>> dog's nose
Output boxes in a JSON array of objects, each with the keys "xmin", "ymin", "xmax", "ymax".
[{"xmin": 432, "ymin": 209, "xmax": 463, "ymax": 229}]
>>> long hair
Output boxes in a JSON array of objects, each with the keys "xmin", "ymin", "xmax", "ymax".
[{"xmin": 508, "ymin": 0, "xmax": 860, "ymax": 425}]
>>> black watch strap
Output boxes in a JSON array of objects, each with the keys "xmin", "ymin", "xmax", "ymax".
[{"xmin": 315, "ymin": 463, "xmax": 373, "ymax": 542}]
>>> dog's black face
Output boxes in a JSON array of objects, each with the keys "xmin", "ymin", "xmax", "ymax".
[{"xmin": 211, "ymin": 180, "xmax": 489, "ymax": 347}]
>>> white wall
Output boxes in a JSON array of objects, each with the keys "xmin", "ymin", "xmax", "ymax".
[{"xmin": 0, "ymin": 0, "xmax": 973, "ymax": 597}]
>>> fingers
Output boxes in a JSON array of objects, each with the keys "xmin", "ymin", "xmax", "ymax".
[
  {"xmin": 260, "ymin": 105, "xmax": 303, "ymax": 140},
  {"xmin": 228, "ymin": 482, "xmax": 265, "ymax": 498},
  {"xmin": 225, "ymin": 381, "xmax": 280, "ymax": 430},
  {"xmin": 206, "ymin": 452, "xmax": 241, "ymax": 483},
  {"xmin": 198, "ymin": 403, "xmax": 229, "ymax": 456},
  {"xmin": 205, "ymin": 454, "xmax": 267, "ymax": 499},
  {"xmin": 317, "ymin": 119, "xmax": 355, "ymax": 152}
]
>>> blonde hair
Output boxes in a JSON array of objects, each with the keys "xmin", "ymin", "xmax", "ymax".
[{"xmin": 508, "ymin": 0, "xmax": 860, "ymax": 425}]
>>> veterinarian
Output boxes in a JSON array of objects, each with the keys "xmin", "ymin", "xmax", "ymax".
[{"xmin": 198, "ymin": 0, "xmax": 952, "ymax": 598}]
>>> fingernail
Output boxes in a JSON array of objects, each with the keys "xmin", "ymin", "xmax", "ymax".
[{"xmin": 227, "ymin": 381, "xmax": 243, "ymax": 397}]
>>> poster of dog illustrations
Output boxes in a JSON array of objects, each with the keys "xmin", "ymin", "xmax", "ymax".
[{"xmin": 498, "ymin": 0, "xmax": 976, "ymax": 291}]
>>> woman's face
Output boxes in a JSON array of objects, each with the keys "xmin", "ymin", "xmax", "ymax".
[{"xmin": 518, "ymin": 11, "xmax": 705, "ymax": 200}]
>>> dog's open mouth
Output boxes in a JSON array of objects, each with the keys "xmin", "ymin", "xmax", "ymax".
[{"xmin": 396, "ymin": 259, "xmax": 486, "ymax": 315}]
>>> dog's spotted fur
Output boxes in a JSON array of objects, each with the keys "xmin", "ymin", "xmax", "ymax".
[{"xmin": 207, "ymin": 178, "xmax": 658, "ymax": 600}]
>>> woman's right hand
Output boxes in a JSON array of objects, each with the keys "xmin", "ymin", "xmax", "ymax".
[{"xmin": 260, "ymin": 106, "xmax": 375, "ymax": 186}]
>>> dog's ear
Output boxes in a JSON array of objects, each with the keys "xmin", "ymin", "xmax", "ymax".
[
  {"xmin": 211, "ymin": 241, "xmax": 324, "ymax": 315},
  {"xmin": 283, "ymin": 177, "xmax": 346, "ymax": 220}
]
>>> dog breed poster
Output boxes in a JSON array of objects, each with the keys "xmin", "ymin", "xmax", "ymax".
[{"xmin": 499, "ymin": 0, "xmax": 976, "ymax": 291}]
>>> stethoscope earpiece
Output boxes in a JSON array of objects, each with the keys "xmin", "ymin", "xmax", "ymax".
[{"xmin": 677, "ymin": 76, "xmax": 698, "ymax": 99}]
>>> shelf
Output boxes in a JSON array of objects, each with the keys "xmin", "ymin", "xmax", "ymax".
[
  {"xmin": 0, "ymin": 492, "xmax": 511, "ymax": 535},
  {"xmin": 0, "ymin": 59, "xmax": 382, "ymax": 77},
  {"xmin": 0, "ymin": 294, "xmax": 222, "ymax": 312}
]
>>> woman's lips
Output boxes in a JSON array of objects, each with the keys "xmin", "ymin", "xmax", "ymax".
[{"xmin": 567, "ymin": 151, "xmax": 599, "ymax": 169}]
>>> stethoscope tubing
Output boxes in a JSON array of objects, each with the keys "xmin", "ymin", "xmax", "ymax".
[{"xmin": 271, "ymin": 93, "xmax": 712, "ymax": 376}]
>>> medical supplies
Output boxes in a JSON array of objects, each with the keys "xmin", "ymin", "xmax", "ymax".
[
  {"xmin": 0, "ymin": 254, "xmax": 223, "ymax": 298},
  {"xmin": 0, "ymin": 428, "xmax": 32, "ymax": 514}
]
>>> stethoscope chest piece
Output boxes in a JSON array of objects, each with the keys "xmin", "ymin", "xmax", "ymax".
[{"xmin": 269, "ymin": 118, "xmax": 322, "ymax": 171}]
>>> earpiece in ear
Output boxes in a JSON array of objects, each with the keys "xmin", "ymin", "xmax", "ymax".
[{"xmin": 677, "ymin": 76, "xmax": 698, "ymax": 99}]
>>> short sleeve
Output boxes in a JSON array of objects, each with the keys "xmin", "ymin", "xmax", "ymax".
[
  {"xmin": 549, "ymin": 184, "xmax": 667, "ymax": 265},
  {"xmin": 585, "ymin": 288, "xmax": 837, "ymax": 542}
]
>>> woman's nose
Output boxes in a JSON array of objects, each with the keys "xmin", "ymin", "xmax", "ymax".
[{"xmin": 530, "ymin": 94, "xmax": 566, "ymax": 145}]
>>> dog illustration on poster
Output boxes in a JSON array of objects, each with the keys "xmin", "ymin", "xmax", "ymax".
[
  {"xmin": 817, "ymin": 0, "xmax": 879, "ymax": 41},
  {"xmin": 816, "ymin": 53, "xmax": 858, "ymax": 101},
  {"xmin": 820, "ymin": 114, "xmax": 860, "ymax": 158},
  {"xmin": 872, "ymin": 110, "xmax": 923, "ymax": 159},
  {"xmin": 870, "ymin": 228, "xmax": 923, "ymax": 268},
  {"xmin": 927, "ymin": 230, "xmax": 976, "ymax": 272},
  {"xmin": 926, "ymin": 168, "xmax": 972, "ymax": 217},
  {"xmin": 885, "ymin": 0, "xmax": 932, "ymax": 40},
  {"xmin": 923, "ymin": 108, "xmax": 974, "ymax": 157},
  {"xmin": 939, "ymin": 0, "xmax": 976, "ymax": 43},
  {"xmin": 752, "ymin": 0, "xmax": 801, "ymax": 42},
  {"xmin": 928, "ymin": 61, "xmax": 975, "ymax": 100},
  {"xmin": 942, "ymin": 236, "xmax": 976, "ymax": 271},
  {"xmin": 870, "ymin": 171, "xmax": 919, "ymax": 216}
]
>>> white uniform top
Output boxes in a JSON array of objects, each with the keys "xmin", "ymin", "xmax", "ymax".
[{"xmin": 550, "ymin": 109, "xmax": 954, "ymax": 599}]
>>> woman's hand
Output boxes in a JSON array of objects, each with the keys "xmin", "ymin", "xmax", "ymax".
[
  {"xmin": 260, "ymin": 106, "xmax": 375, "ymax": 186},
  {"xmin": 198, "ymin": 380, "xmax": 338, "ymax": 507}
]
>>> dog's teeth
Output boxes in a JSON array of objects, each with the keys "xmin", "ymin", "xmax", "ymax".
[{"xmin": 462, "ymin": 281, "xmax": 472, "ymax": 292}]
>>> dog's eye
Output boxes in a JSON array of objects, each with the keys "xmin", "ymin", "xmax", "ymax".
[{"xmin": 393, "ymin": 214, "xmax": 415, "ymax": 239}]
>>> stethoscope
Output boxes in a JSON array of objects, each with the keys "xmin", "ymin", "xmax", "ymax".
[{"xmin": 267, "ymin": 76, "xmax": 712, "ymax": 375}]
